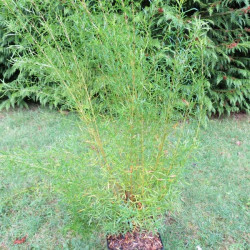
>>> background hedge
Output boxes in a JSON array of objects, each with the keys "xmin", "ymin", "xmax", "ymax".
[{"xmin": 0, "ymin": 0, "xmax": 249, "ymax": 115}]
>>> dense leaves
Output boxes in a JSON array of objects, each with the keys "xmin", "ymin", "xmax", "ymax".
[
  {"xmin": 0, "ymin": 0, "xmax": 207, "ymax": 235},
  {"xmin": 0, "ymin": 0, "xmax": 249, "ymax": 115},
  {"xmin": 188, "ymin": 0, "xmax": 250, "ymax": 115}
]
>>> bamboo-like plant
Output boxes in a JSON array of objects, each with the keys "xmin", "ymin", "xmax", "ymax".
[{"xmin": 1, "ymin": 0, "xmax": 209, "ymax": 236}]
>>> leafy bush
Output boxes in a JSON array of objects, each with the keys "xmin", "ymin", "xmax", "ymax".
[
  {"xmin": 0, "ymin": 0, "xmax": 75, "ymax": 110},
  {"xmin": 183, "ymin": 0, "xmax": 250, "ymax": 115},
  {"xmin": 0, "ymin": 16, "xmax": 14, "ymax": 81},
  {"xmin": 0, "ymin": 6, "xmax": 24, "ymax": 107},
  {"xmin": 2, "ymin": 0, "xmax": 207, "ymax": 235},
  {"xmin": 1, "ymin": 0, "xmax": 248, "ymax": 115}
]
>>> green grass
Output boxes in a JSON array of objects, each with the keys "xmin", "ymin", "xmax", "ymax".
[{"xmin": 0, "ymin": 106, "xmax": 249, "ymax": 249}]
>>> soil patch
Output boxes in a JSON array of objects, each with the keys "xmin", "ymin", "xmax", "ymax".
[
  {"xmin": 107, "ymin": 231, "xmax": 163, "ymax": 250},
  {"xmin": 211, "ymin": 111, "xmax": 249, "ymax": 121},
  {"xmin": 231, "ymin": 112, "xmax": 249, "ymax": 121}
]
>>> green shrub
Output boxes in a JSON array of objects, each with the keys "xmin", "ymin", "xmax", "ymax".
[
  {"xmin": 0, "ymin": 0, "xmax": 75, "ymax": 110},
  {"xmin": 183, "ymin": 0, "xmax": 250, "ymax": 115},
  {"xmin": 0, "ymin": 0, "xmax": 152, "ymax": 111},
  {"xmin": 1, "ymin": 0, "xmax": 248, "ymax": 115},
  {"xmin": 0, "ymin": 5, "xmax": 25, "ymax": 107},
  {"xmin": 0, "ymin": 16, "xmax": 15, "ymax": 81},
  {"xmin": 142, "ymin": 0, "xmax": 249, "ymax": 115},
  {"xmin": 2, "ymin": 0, "xmax": 207, "ymax": 235}
]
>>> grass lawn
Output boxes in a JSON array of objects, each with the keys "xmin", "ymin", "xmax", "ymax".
[{"xmin": 0, "ymin": 106, "xmax": 249, "ymax": 249}]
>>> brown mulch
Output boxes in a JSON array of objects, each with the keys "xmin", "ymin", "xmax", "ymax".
[{"xmin": 107, "ymin": 231, "xmax": 163, "ymax": 250}]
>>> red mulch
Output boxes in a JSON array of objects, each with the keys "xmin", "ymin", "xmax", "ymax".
[{"xmin": 107, "ymin": 231, "xmax": 163, "ymax": 250}]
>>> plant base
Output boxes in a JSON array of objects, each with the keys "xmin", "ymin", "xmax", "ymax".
[{"xmin": 107, "ymin": 231, "xmax": 163, "ymax": 250}]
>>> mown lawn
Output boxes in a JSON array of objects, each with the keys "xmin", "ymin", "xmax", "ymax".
[{"xmin": 0, "ymin": 106, "xmax": 249, "ymax": 249}]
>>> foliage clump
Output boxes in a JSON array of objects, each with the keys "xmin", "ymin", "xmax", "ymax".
[
  {"xmin": 0, "ymin": 0, "xmax": 249, "ymax": 115},
  {"xmin": 192, "ymin": 0, "xmax": 249, "ymax": 115},
  {"xmin": 0, "ymin": 0, "xmax": 208, "ymax": 235}
]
